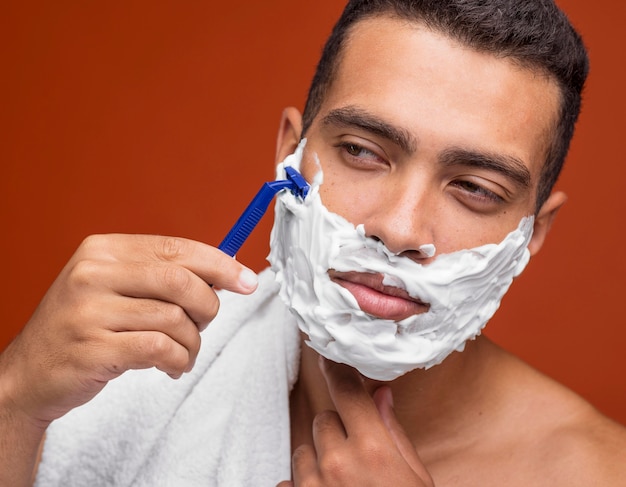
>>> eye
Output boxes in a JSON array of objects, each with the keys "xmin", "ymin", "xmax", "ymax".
[
  {"xmin": 336, "ymin": 141, "xmax": 387, "ymax": 168},
  {"xmin": 451, "ymin": 179, "xmax": 504, "ymax": 204},
  {"xmin": 342, "ymin": 142, "xmax": 377, "ymax": 158}
]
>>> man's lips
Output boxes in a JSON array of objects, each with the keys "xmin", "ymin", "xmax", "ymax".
[{"xmin": 328, "ymin": 270, "xmax": 430, "ymax": 321}]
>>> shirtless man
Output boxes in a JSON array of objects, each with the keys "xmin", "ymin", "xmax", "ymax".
[{"xmin": 1, "ymin": 1, "xmax": 625, "ymax": 486}]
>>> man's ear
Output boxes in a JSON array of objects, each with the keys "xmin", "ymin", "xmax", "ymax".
[
  {"xmin": 527, "ymin": 191, "xmax": 567, "ymax": 256},
  {"xmin": 275, "ymin": 107, "xmax": 303, "ymax": 164}
]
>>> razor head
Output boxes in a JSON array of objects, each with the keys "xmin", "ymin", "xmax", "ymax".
[
  {"xmin": 217, "ymin": 166, "xmax": 310, "ymax": 257},
  {"xmin": 284, "ymin": 166, "xmax": 310, "ymax": 199}
]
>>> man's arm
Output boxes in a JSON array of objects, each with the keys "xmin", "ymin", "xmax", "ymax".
[
  {"xmin": 0, "ymin": 373, "xmax": 46, "ymax": 487},
  {"xmin": 0, "ymin": 234, "xmax": 258, "ymax": 486}
]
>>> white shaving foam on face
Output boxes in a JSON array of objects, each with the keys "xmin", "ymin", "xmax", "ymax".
[{"xmin": 268, "ymin": 140, "xmax": 534, "ymax": 381}]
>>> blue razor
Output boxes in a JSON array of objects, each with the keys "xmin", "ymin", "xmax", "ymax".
[{"xmin": 218, "ymin": 166, "xmax": 309, "ymax": 257}]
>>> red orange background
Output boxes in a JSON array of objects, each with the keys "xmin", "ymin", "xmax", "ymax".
[{"xmin": 1, "ymin": 1, "xmax": 624, "ymax": 425}]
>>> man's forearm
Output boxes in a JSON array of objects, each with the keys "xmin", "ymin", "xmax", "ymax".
[
  {"xmin": 0, "ymin": 340, "xmax": 48, "ymax": 487},
  {"xmin": 0, "ymin": 398, "xmax": 47, "ymax": 487}
]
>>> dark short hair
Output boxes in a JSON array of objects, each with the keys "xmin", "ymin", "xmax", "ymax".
[{"xmin": 301, "ymin": 0, "xmax": 589, "ymax": 210}]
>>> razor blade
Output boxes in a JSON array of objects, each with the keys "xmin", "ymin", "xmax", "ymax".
[{"xmin": 218, "ymin": 166, "xmax": 309, "ymax": 257}]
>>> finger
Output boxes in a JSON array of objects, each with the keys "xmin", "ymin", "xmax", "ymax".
[
  {"xmin": 291, "ymin": 444, "xmax": 319, "ymax": 485},
  {"xmin": 312, "ymin": 409, "xmax": 346, "ymax": 457},
  {"xmin": 113, "ymin": 260, "xmax": 221, "ymax": 327},
  {"xmin": 68, "ymin": 258, "xmax": 220, "ymax": 328},
  {"xmin": 102, "ymin": 295, "xmax": 203, "ymax": 367},
  {"xmin": 276, "ymin": 482, "xmax": 293, "ymax": 487},
  {"xmin": 320, "ymin": 357, "xmax": 387, "ymax": 437},
  {"xmin": 148, "ymin": 236, "xmax": 259, "ymax": 294},
  {"xmin": 373, "ymin": 387, "xmax": 434, "ymax": 485},
  {"xmin": 104, "ymin": 330, "xmax": 195, "ymax": 379},
  {"xmin": 76, "ymin": 234, "xmax": 258, "ymax": 294}
]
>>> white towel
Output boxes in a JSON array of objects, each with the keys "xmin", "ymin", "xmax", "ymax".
[{"xmin": 35, "ymin": 269, "xmax": 301, "ymax": 486}]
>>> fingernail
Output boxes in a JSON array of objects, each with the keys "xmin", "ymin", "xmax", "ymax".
[{"xmin": 239, "ymin": 268, "xmax": 258, "ymax": 290}]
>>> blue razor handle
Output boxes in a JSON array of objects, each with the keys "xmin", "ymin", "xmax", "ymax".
[{"xmin": 218, "ymin": 166, "xmax": 309, "ymax": 257}]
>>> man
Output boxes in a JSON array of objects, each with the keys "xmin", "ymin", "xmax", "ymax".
[{"xmin": 1, "ymin": 0, "xmax": 624, "ymax": 486}]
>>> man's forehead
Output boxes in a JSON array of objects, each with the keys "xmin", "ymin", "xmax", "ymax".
[
  {"xmin": 330, "ymin": 14, "xmax": 560, "ymax": 111},
  {"xmin": 315, "ymin": 15, "xmax": 560, "ymax": 180}
]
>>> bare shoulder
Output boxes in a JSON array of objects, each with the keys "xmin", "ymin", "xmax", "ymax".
[
  {"xmin": 535, "ymin": 397, "xmax": 626, "ymax": 484},
  {"xmin": 414, "ymin": 342, "xmax": 624, "ymax": 486},
  {"xmin": 499, "ymin": 351, "xmax": 626, "ymax": 485}
]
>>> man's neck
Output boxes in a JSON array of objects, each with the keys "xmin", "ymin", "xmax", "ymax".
[{"xmin": 289, "ymin": 334, "xmax": 509, "ymax": 456}]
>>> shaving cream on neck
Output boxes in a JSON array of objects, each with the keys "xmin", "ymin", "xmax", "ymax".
[{"xmin": 268, "ymin": 141, "xmax": 534, "ymax": 381}]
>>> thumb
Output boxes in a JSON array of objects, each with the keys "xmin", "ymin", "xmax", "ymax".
[{"xmin": 373, "ymin": 386, "xmax": 434, "ymax": 485}]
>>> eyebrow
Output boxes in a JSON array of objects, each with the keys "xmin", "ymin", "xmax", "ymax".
[
  {"xmin": 321, "ymin": 106, "xmax": 418, "ymax": 154},
  {"xmin": 439, "ymin": 147, "xmax": 532, "ymax": 189},
  {"xmin": 322, "ymin": 106, "xmax": 532, "ymax": 189}
]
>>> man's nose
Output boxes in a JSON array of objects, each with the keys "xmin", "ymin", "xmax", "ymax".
[{"xmin": 363, "ymin": 180, "xmax": 436, "ymax": 260}]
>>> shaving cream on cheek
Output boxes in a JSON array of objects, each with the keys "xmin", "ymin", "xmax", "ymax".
[{"xmin": 268, "ymin": 140, "xmax": 534, "ymax": 381}]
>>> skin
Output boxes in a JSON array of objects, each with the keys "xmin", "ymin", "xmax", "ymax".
[
  {"xmin": 274, "ymin": 17, "xmax": 626, "ymax": 487},
  {"xmin": 0, "ymin": 14, "xmax": 624, "ymax": 487},
  {"xmin": 0, "ymin": 235, "xmax": 258, "ymax": 486}
]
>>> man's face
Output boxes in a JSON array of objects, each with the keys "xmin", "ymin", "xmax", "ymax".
[
  {"xmin": 299, "ymin": 16, "xmax": 560, "ymax": 259},
  {"xmin": 269, "ymin": 16, "xmax": 564, "ymax": 376}
]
